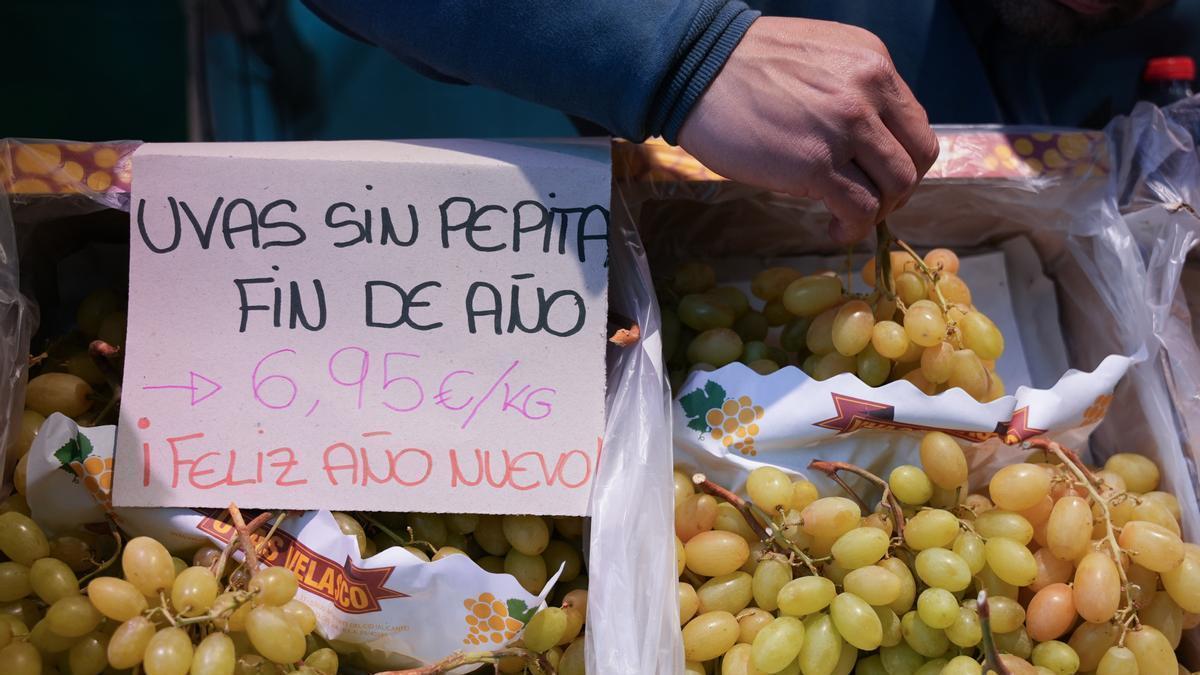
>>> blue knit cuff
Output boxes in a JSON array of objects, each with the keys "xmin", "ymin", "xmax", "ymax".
[{"xmin": 648, "ymin": 0, "xmax": 759, "ymax": 144}]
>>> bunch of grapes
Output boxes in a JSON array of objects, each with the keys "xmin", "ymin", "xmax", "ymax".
[
  {"xmin": 0, "ymin": 510, "xmax": 336, "ymax": 675},
  {"xmin": 330, "ymin": 511, "xmax": 589, "ymax": 674},
  {"xmin": 672, "ymin": 432, "xmax": 1198, "ymax": 675},
  {"xmin": 661, "ymin": 244, "xmax": 1006, "ymax": 402}
]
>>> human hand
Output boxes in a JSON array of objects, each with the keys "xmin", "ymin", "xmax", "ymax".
[{"xmin": 677, "ymin": 17, "xmax": 939, "ymax": 244}]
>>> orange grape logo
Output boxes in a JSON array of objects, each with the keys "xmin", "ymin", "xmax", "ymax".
[
  {"xmin": 54, "ymin": 433, "xmax": 115, "ymax": 514},
  {"xmin": 461, "ymin": 593, "xmax": 534, "ymax": 646},
  {"xmin": 1083, "ymin": 394, "xmax": 1112, "ymax": 425},
  {"xmin": 680, "ymin": 382, "xmax": 764, "ymax": 456}
]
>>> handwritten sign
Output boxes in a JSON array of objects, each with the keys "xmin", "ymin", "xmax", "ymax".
[{"xmin": 114, "ymin": 140, "xmax": 610, "ymax": 515}]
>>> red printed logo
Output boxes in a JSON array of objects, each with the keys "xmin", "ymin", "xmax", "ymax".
[
  {"xmin": 197, "ymin": 512, "xmax": 408, "ymax": 613},
  {"xmin": 814, "ymin": 393, "xmax": 1026, "ymax": 443}
]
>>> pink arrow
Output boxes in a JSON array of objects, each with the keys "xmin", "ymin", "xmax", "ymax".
[{"xmin": 143, "ymin": 371, "xmax": 223, "ymax": 406}]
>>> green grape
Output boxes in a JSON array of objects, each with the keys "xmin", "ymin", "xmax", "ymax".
[
  {"xmin": 1095, "ymin": 645, "xmax": 1137, "ymax": 675},
  {"xmin": 0, "ymin": 562, "xmax": 31, "ymax": 602},
  {"xmin": 1124, "ymin": 625, "xmax": 1178, "ymax": 674},
  {"xmin": 982, "ymin": 596, "xmax": 1026, "ymax": 634},
  {"xmin": 733, "ymin": 311, "xmax": 771, "ymax": 343},
  {"xmin": 941, "ymin": 655, "xmax": 982, "ymax": 675},
  {"xmin": 1131, "ymin": 500, "xmax": 1179, "ymax": 535},
  {"xmin": 913, "ymin": 660, "xmax": 947, "ymax": 675},
  {"xmin": 776, "ymin": 576, "xmax": 836, "ymax": 617},
  {"xmin": 720, "ymin": 642, "xmax": 755, "ymax": 675},
  {"xmin": 1138, "ymin": 590, "xmax": 1183, "ymax": 648},
  {"xmin": 0, "ymin": 617, "xmax": 10, "ymax": 649},
  {"xmin": 873, "ymin": 605, "xmax": 902, "ymax": 647},
  {"xmin": 682, "ymin": 610, "xmax": 739, "ymax": 661},
  {"xmin": 687, "ymin": 328, "xmax": 743, "ymax": 367},
  {"xmin": 677, "ymin": 582, "xmax": 700, "ymax": 625},
  {"xmin": 780, "ymin": 316, "xmax": 813, "ymax": 352},
  {"xmin": 23, "ymin": 372, "xmax": 94, "ymax": 418},
  {"xmin": 86, "ymin": 576, "xmax": 147, "ymax": 621},
  {"xmin": 915, "ymin": 588, "xmax": 957, "ymax": 629},
  {"xmin": 172, "ymin": 566, "xmax": 220, "ymax": 616},
  {"xmin": 190, "ymin": 632, "xmax": 236, "ymax": 675},
  {"xmin": 523, "ymin": 607, "xmax": 568, "ymax": 652},
  {"xmin": 903, "ymin": 300, "xmax": 946, "ymax": 348},
  {"xmin": 753, "ymin": 267, "xmax": 803, "ymax": 301},
  {"xmin": 945, "ymin": 606, "xmax": 981, "ymax": 647},
  {"xmin": 951, "ymin": 532, "xmax": 986, "ymax": 575},
  {"xmin": 974, "ymin": 510, "xmax": 1033, "ymax": 545},
  {"xmin": 281, "ymin": 598, "xmax": 317, "ymax": 634},
  {"xmin": 855, "ymin": 654, "xmax": 887, "ymax": 675},
  {"xmin": 763, "ymin": 299, "xmax": 794, "ymax": 326},
  {"xmin": 918, "ymin": 341, "xmax": 953, "ymax": 384},
  {"xmin": 976, "ymin": 565, "xmax": 1018, "ymax": 600},
  {"xmin": 1119, "ymin": 521, "xmax": 1184, "ymax": 573},
  {"xmin": 752, "ymin": 558, "xmax": 791, "ymax": 611},
  {"xmin": 752, "ymin": 616, "xmax": 805, "ymax": 672},
  {"xmin": 806, "ymin": 306, "xmax": 839, "ymax": 355},
  {"xmin": 45, "ymin": 594, "xmax": 102, "ymax": 637},
  {"xmin": 894, "ymin": 271, "xmax": 927, "ymax": 306},
  {"xmin": 0, "ymin": 512, "xmax": 49, "ymax": 565},
  {"xmin": 813, "ymin": 352, "xmax": 856, "ymax": 381},
  {"xmin": 887, "ymin": 465, "xmax": 932, "ymax": 506},
  {"xmin": 247, "ymin": 605, "xmax": 306, "ymax": 664},
  {"xmin": 331, "ymin": 512, "xmax": 368, "ymax": 555},
  {"xmin": 798, "ymin": 614, "xmax": 842, "ymax": 675},
  {"xmin": 407, "ymin": 513, "xmax": 448, "ymax": 548},
  {"xmin": 674, "ymin": 261, "xmax": 717, "ymax": 294},
  {"xmin": 877, "ymin": 557, "xmax": 916, "ymax": 615},
  {"xmin": 715, "ymin": 502, "xmax": 759, "ymax": 543},
  {"xmin": 31, "ymin": 617, "xmax": 79, "ymax": 653},
  {"xmin": 68, "ymin": 630, "xmax": 108, "ymax": 675},
  {"xmin": 913, "ymin": 548, "xmax": 971, "ymax": 592},
  {"xmin": 1068, "ymin": 620, "xmax": 1120, "ymax": 672},
  {"xmin": 445, "ymin": 512, "xmax": 479, "ymax": 534},
  {"xmin": 697, "ymin": 572, "xmax": 754, "ymax": 614},
  {"xmin": 871, "ymin": 321, "xmax": 910, "ymax": 360},
  {"xmin": 474, "ymin": 515, "xmax": 511, "ymax": 556},
  {"xmin": 740, "ymin": 340, "xmax": 772, "ymax": 364},
  {"xmin": 855, "ymin": 345, "xmax": 891, "ymax": 387},
  {"xmin": 747, "ymin": 467, "xmax": 794, "ymax": 514},
  {"xmin": 170, "ymin": 556, "xmax": 189, "ymax": 576},
  {"xmin": 830, "ymin": 593, "xmax": 882, "ymax": 650},
  {"xmin": 709, "ymin": 286, "xmax": 750, "ymax": 317},
  {"xmin": 946, "ymin": 348, "xmax": 988, "ymax": 400},
  {"xmin": 29, "ymin": 557, "xmax": 79, "ymax": 605},
  {"xmin": 432, "ymin": 545, "xmax": 465, "ymax": 560},
  {"xmin": 684, "ymin": 661, "xmax": 706, "ymax": 675},
  {"xmin": 1030, "ymin": 640, "xmax": 1080, "ymax": 675},
  {"xmin": 900, "ymin": 610, "xmax": 948, "ymax": 658},
  {"xmin": 832, "ymin": 300, "xmax": 874, "ymax": 356},
  {"xmin": 502, "ymin": 515, "xmax": 551, "ymax": 556},
  {"xmin": 108, "ymin": 616, "xmax": 157, "ymax": 668},
  {"xmin": 737, "ymin": 607, "xmax": 773, "ymax": 644},
  {"xmin": 1162, "ymin": 547, "xmax": 1200, "ymax": 613},
  {"xmin": 985, "ymin": 537, "xmax": 1038, "ymax": 586},
  {"xmin": 0, "ymin": 640, "xmax": 40, "ymax": 675},
  {"xmin": 842, "ymin": 565, "xmax": 901, "ymax": 607},
  {"xmin": 1103, "ymin": 453, "xmax": 1160, "ymax": 493},
  {"xmin": 830, "ymin": 528, "xmax": 889, "ymax": 570},
  {"xmin": 902, "ymin": 509, "xmax": 958, "ymax": 550},
  {"xmin": 782, "ymin": 275, "xmax": 843, "ymax": 316},
  {"xmin": 989, "ymin": 463, "xmax": 1051, "ymax": 512},
  {"xmin": 542, "ymin": 540, "xmax": 583, "ymax": 582},
  {"xmin": 959, "ymin": 312, "xmax": 1003, "ymax": 360},
  {"xmin": 304, "ymin": 647, "xmax": 339, "ymax": 675},
  {"xmin": 504, "ymin": 549, "xmax": 548, "ymax": 594},
  {"xmin": 685, "ymin": 531, "xmax": 750, "ymax": 577},
  {"xmin": 678, "ymin": 294, "xmax": 736, "ymax": 331},
  {"xmin": 917, "ymin": 431, "xmax": 968, "ymax": 492},
  {"xmin": 97, "ymin": 311, "xmax": 127, "ymax": 349},
  {"xmin": 122, "ymin": 536, "xmax": 176, "ymax": 596},
  {"xmin": 800, "ymin": 497, "xmax": 861, "ymax": 540},
  {"xmin": 143, "ymin": 626, "xmax": 193, "ymax": 675}
]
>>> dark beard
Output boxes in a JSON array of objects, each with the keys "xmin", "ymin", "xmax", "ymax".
[{"xmin": 984, "ymin": 0, "xmax": 1147, "ymax": 45}]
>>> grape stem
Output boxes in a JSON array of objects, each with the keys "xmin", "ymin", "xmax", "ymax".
[
  {"xmin": 375, "ymin": 647, "xmax": 554, "ymax": 674},
  {"xmin": 692, "ymin": 473, "xmax": 823, "ymax": 576},
  {"xmin": 1024, "ymin": 438, "xmax": 1141, "ymax": 640},
  {"xmin": 875, "ymin": 221, "xmax": 896, "ymax": 301},
  {"xmin": 78, "ymin": 523, "xmax": 121, "ymax": 584},
  {"xmin": 893, "ymin": 238, "xmax": 952, "ymax": 312},
  {"xmin": 211, "ymin": 509, "xmax": 274, "ymax": 579},
  {"xmin": 807, "ymin": 460, "xmax": 906, "ymax": 543},
  {"xmin": 976, "ymin": 590, "xmax": 1013, "ymax": 675},
  {"xmin": 358, "ymin": 512, "xmax": 438, "ymax": 556}
]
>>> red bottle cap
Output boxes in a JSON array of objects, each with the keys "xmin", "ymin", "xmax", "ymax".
[{"xmin": 1143, "ymin": 56, "xmax": 1196, "ymax": 82}]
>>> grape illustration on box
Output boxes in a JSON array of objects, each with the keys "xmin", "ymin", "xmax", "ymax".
[
  {"xmin": 680, "ymin": 381, "xmax": 764, "ymax": 456},
  {"xmin": 54, "ymin": 431, "xmax": 115, "ymax": 515},
  {"xmin": 462, "ymin": 592, "xmax": 534, "ymax": 646}
]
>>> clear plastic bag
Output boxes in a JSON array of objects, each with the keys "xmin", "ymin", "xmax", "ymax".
[{"xmin": 616, "ymin": 110, "xmax": 1200, "ymax": 668}]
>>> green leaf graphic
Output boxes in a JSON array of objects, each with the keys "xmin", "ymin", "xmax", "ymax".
[
  {"xmin": 506, "ymin": 598, "xmax": 536, "ymax": 624},
  {"xmin": 54, "ymin": 433, "xmax": 95, "ymax": 479},
  {"xmin": 679, "ymin": 380, "xmax": 727, "ymax": 433}
]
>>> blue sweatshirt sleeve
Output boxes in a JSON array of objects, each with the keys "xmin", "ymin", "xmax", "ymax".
[{"xmin": 299, "ymin": 0, "xmax": 759, "ymax": 142}]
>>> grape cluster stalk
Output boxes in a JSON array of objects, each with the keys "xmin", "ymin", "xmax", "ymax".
[
  {"xmin": 672, "ymin": 431, "xmax": 1198, "ymax": 675},
  {"xmin": 660, "ymin": 234, "xmax": 1006, "ymax": 402}
]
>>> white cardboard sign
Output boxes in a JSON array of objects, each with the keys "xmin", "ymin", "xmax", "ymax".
[{"xmin": 115, "ymin": 140, "xmax": 610, "ymax": 514}]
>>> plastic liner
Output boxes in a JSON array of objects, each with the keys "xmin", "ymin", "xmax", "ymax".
[{"xmin": 616, "ymin": 111, "xmax": 1200, "ymax": 667}]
